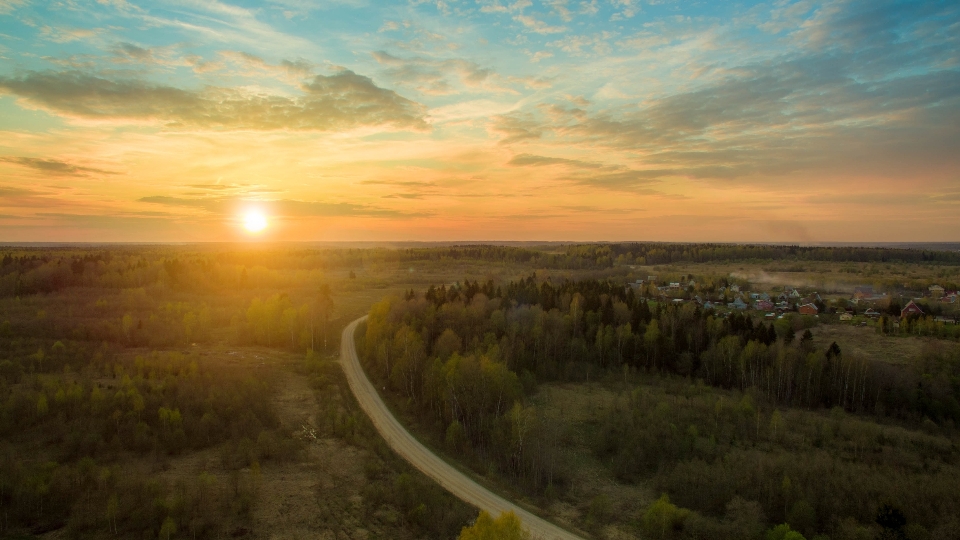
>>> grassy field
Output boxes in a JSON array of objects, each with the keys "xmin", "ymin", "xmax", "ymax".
[{"xmin": 808, "ymin": 324, "xmax": 937, "ymax": 365}]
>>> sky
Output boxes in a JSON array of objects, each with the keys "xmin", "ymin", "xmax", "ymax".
[{"xmin": 0, "ymin": 0, "xmax": 958, "ymax": 243}]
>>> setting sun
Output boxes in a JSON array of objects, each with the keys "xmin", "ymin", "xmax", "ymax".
[{"xmin": 243, "ymin": 211, "xmax": 268, "ymax": 233}]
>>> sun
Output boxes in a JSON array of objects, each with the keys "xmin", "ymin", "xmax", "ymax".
[{"xmin": 243, "ymin": 211, "xmax": 268, "ymax": 233}]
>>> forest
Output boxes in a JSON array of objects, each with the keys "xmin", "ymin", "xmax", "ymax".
[
  {"xmin": 360, "ymin": 276, "xmax": 960, "ymax": 539},
  {"xmin": 0, "ymin": 245, "xmax": 479, "ymax": 539},
  {"xmin": 3, "ymin": 243, "xmax": 959, "ymax": 539}
]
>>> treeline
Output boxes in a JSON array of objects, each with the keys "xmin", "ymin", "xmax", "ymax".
[
  {"xmin": 578, "ymin": 242, "xmax": 960, "ymax": 265},
  {"xmin": 4, "ymin": 243, "xmax": 960, "ymax": 298}
]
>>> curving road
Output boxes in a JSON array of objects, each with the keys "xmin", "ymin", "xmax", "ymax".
[{"xmin": 340, "ymin": 316, "xmax": 584, "ymax": 540}]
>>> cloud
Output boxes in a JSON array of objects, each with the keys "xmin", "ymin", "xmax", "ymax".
[
  {"xmin": 134, "ymin": 0, "xmax": 314, "ymax": 55},
  {"xmin": 0, "ymin": 0, "xmax": 28, "ymax": 15},
  {"xmin": 560, "ymin": 205, "xmax": 641, "ymax": 214},
  {"xmin": 547, "ymin": 31, "xmax": 613, "ymax": 54},
  {"xmin": 0, "ymin": 69, "xmax": 428, "ymax": 131},
  {"xmin": 507, "ymin": 153, "xmax": 667, "ymax": 189},
  {"xmin": 514, "ymin": 14, "xmax": 567, "ymax": 34},
  {"xmin": 492, "ymin": 7, "xmax": 960, "ymax": 184},
  {"xmin": 39, "ymin": 26, "xmax": 97, "ymax": 44},
  {"xmin": 0, "ymin": 156, "xmax": 117, "ymax": 177},
  {"xmin": 139, "ymin": 196, "xmax": 429, "ymax": 218},
  {"xmin": 110, "ymin": 42, "xmax": 154, "ymax": 62},
  {"xmin": 0, "ymin": 185, "xmax": 33, "ymax": 197},
  {"xmin": 379, "ymin": 20, "xmax": 400, "ymax": 32},
  {"xmin": 220, "ymin": 50, "xmax": 313, "ymax": 79},
  {"xmin": 507, "ymin": 153, "xmax": 602, "ymax": 168},
  {"xmin": 382, "ymin": 193, "xmax": 425, "ymax": 199},
  {"xmin": 529, "ymin": 51, "xmax": 553, "ymax": 63},
  {"xmin": 372, "ymin": 51, "xmax": 518, "ymax": 95},
  {"xmin": 489, "ymin": 113, "xmax": 543, "ymax": 144}
]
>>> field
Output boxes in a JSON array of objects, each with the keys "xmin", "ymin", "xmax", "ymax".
[{"xmin": 808, "ymin": 325, "xmax": 934, "ymax": 365}]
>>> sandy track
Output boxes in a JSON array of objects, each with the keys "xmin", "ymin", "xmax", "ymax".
[{"xmin": 340, "ymin": 317, "xmax": 585, "ymax": 540}]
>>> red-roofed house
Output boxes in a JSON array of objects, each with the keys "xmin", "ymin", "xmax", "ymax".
[
  {"xmin": 900, "ymin": 300, "xmax": 924, "ymax": 318},
  {"xmin": 798, "ymin": 303, "xmax": 819, "ymax": 315}
]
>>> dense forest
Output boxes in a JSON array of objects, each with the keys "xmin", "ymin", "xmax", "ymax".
[
  {"xmin": 360, "ymin": 276, "xmax": 960, "ymax": 538},
  {"xmin": 0, "ymin": 340, "xmax": 297, "ymax": 536}
]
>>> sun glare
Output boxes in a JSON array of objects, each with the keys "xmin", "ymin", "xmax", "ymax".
[{"xmin": 243, "ymin": 211, "xmax": 268, "ymax": 233}]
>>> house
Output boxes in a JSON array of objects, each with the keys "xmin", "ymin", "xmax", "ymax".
[
  {"xmin": 765, "ymin": 312, "xmax": 777, "ymax": 320},
  {"xmin": 755, "ymin": 300, "xmax": 774, "ymax": 311},
  {"xmin": 730, "ymin": 284, "xmax": 741, "ymax": 293},
  {"xmin": 703, "ymin": 301, "xmax": 715, "ymax": 310},
  {"xmin": 776, "ymin": 301, "xmax": 791, "ymax": 311},
  {"xmin": 798, "ymin": 303, "xmax": 819, "ymax": 315},
  {"xmin": 760, "ymin": 293, "xmax": 771, "ymax": 302},
  {"xmin": 668, "ymin": 282, "xmax": 682, "ymax": 290},
  {"xmin": 750, "ymin": 292, "xmax": 761, "ymax": 300},
  {"xmin": 863, "ymin": 308, "xmax": 881, "ymax": 318},
  {"xmin": 853, "ymin": 286, "xmax": 874, "ymax": 300},
  {"xmin": 900, "ymin": 300, "xmax": 924, "ymax": 318},
  {"xmin": 789, "ymin": 289, "xmax": 802, "ymax": 299},
  {"xmin": 778, "ymin": 292, "xmax": 790, "ymax": 302},
  {"xmin": 629, "ymin": 279, "xmax": 645, "ymax": 290},
  {"xmin": 934, "ymin": 316, "xmax": 956, "ymax": 324},
  {"xmin": 839, "ymin": 312, "xmax": 853, "ymax": 321},
  {"xmin": 944, "ymin": 293, "xmax": 958, "ymax": 304},
  {"xmin": 647, "ymin": 275, "xmax": 658, "ymax": 283},
  {"xmin": 929, "ymin": 285, "xmax": 945, "ymax": 297},
  {"xmin": 729, "ymin": 298, "xmax": 748, "ymax": 310}
]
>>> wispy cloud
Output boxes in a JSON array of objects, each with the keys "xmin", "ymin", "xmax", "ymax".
[
  {"xmin": 514, "ymin": 14, "xmax": 566, "ymax": 34},
  {"xmin": 0, "ymin": 0, "xmax": 28, "ymax": 15},
  {"xmin": 139, "ymin": 195, "xmax": 430, "ymax": 218},
  {"xmin": 508, "ymin": 153, "xmax": 667, "ymax": 190},
  {"xmin": 0, "ymin": 156, "xmax": 117, "ymax": 177}
]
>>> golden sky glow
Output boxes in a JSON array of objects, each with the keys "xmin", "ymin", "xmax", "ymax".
[{"xmin": 0, "ymin": 0, "xmax": 958, "ymax": 242}]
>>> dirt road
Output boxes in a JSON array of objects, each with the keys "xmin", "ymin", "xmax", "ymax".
[{"xmin": 340, "ymin": 317, "xmax": 585, "ymax": 540}]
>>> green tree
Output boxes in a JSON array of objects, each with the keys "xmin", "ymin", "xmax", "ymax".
[
  {"xmin": 766, "ymin": 523, "xmax": 806, "ymax": 540},
  {"xmin": 642, "ymin": 494, "xmax": 690, "ymax": 539},
  {"xmin": 770, "ymin": 409, "xmax": 783, "ymax": 439},
  {"xmin": 106, "ymin": 494, "xmax": 118, "ymax": 534},
  {"xmin": 459, "ymin": 510, "xmax": 530, "ymax": 540},
  {"xmin": 160, "ymin": 516, "xmax": 177, "ymax": 540},
  {"xmin": 36, "ymin": 394, "xmax": 48, "ymax": 416}
]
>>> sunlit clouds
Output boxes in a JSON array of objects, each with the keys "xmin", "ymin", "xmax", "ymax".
[{"xmin": 0, "ymin": 0, "xmax": 958, "ymax": 242}]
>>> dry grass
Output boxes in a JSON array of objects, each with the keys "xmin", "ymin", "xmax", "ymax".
[{"xmin": 809, "ymin": 324, "xmax": 936, "ymax": 365}]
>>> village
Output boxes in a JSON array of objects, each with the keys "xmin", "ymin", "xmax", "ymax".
[{"xmin": 629, "ymin": 276, "xmax": 960, "ymax": 333}]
